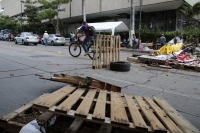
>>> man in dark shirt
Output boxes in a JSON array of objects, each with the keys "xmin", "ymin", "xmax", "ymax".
[{"xmin": 76, "ymin": 21, "xmax": 93, "ymax": 56}]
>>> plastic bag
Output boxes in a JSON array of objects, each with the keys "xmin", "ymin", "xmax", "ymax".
[{"xmin": 19, "ymin": 120, "xmax": 43, "ymax": 133}]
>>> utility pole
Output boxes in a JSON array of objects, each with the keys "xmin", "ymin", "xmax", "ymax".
[
  {"xmin": 129, "ymin": 0, "xmax": 135, "ymax": 47},
  {"xmin": 139, "ymin": 0, "xmax": 142, "ymax": 42},
  {"xmin": 82, "ymin": 0, "xmax": 86, "ymax": 21},
  {"xmin": 20, "ymin": 0, "xmax": 22, "ymax": 32},
  {"xmin": 56, "ymin": 1, "xmax": 59, "ymax": 34}
]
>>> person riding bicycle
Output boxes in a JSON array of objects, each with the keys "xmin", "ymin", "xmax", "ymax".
[{"xmin": 76, "ymin": 21, "xmax": 94, "ymax": 56}]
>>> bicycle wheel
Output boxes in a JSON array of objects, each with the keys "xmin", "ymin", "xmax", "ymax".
[
  {"xmin": 69, "ymin": 43, "xmax": 81, "ymax": 57},
  {"xmin": 88, "ymin": 44, "xmax": 99, "ymax": 60}
]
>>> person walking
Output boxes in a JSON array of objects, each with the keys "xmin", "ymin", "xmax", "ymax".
[
  {"xmin": 76, "ymin": 21, "xmax": 94, "ymax": 56},
  {"xmin": 43, "ymin": 31, "xmax": 49, "ymax": 46},
  {"xmin": 160, "ymin": 34, "xmax": 166, "ymax": 46},
  {"xmin": 8, "ymin": 32, "xmax": 12, "ymax": 42}
]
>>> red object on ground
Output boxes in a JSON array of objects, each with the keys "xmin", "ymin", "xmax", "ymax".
[{"xmin": 177, "ymin": 51, "xmax": 191, "ymax": 61}]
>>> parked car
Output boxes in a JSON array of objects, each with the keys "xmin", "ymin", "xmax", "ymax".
[
  {"xmin": 14, "ymin": 32, "xmax": 39, "ymax": 45},
  {"xmin": 41, "ymin": 34, "xmax": 67, "ymax": 46},
  {"xmin": 33, "ymin": 34, "xmax": 43, "ymax": 44},
  {"xmin": 2, "ymin": 34, "xmax": 15, "ymax": 41}
]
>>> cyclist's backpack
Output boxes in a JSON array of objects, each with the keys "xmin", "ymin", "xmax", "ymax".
[{"xmin": 88, "ymin": 26, "xmax": 96, "ymax": 36}]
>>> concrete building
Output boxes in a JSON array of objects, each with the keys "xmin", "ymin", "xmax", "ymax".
[{"xmin": 1, "ymin": 0, "xmax": 200, "ymax": 33}]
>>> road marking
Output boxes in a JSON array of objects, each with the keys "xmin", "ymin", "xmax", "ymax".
[
  {"xmin": 0, "ymin": 51, "xmax": 13, "ymax": 56},
  {"xmin": 91, "ymin": 74, "xmax": 200, "ymax": 100}
]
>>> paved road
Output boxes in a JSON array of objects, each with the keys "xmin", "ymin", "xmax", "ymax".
[{"xmin": 0, "ymin": 41, "xmax": 200, "ymax": 130}]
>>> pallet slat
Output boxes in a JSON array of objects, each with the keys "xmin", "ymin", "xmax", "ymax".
[
  {"xmin": 124, "ymin": 94, "xmax": 148, "ymax": 131},
  {"xmin": 154, "ymin": 97, "xmax": 200, "ymax": 133},
  {"xmin": 92, "ymin": 90, "xmax": 107, "ymax": 120},
  {"xmin": 144, "ymin": 97, "xmax": 183, "ymax": 133},
  {"xmin": 55, "ymin": 88, "xmax": 86, "ymax": 113},
  {"xmin": 110, "ymin": 91, "xmax": 129, "ymax": 126},
  {"xmin": 75, "ymin": 89, "xmax": 97, "ymax": 117},
  {"xmin": 34, "ymin": 86, "xmax": 76, "ymax": 109},
  {"xmin": 134, "ymin": 95, "xmax": 167, "ymax": 133}
]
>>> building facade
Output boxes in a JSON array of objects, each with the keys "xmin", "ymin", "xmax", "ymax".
[{"xmin": 1, "ymin": 0, "xmax": 200, "ymax": 33}]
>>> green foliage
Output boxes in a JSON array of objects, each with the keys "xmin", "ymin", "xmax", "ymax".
[
  {"xmin": 182, "ymin": 25, "xmax": 200, "ymax": 38},
  {"xmin": 0, "ymin": 15, "xmax": 21, "ymax": 35},
  {"xmin": 178, "ymin": 1, "xmax": 200, "ymax": 24},
  {"xmin": 37, "ymin": 0, "xmax": 70, "ymax": 32},
  {"xmin": 21, "ymin": 0, "xmax": 41, "ymax": 33}
]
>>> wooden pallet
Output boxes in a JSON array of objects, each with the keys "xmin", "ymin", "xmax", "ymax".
[
  {"xmin": 129, "ymin": 55, "xmax": 200, "ymax": 72},
  {"xmin": 33, "ymin": 85, "xmax": 200, "ymax": 133},
  {"xmin": 0, "ymin": 93, "xmax": 49, "ymax": 133}
]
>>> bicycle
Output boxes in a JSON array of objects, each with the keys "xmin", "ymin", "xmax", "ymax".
[{"xmin": 69, "ymin": 35, "xmax": 96, "ymax": 59}]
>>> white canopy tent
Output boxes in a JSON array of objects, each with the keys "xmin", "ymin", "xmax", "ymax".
[{"xmin": 78, "ymin": 21, "xmax": 129, "ymax": 35}]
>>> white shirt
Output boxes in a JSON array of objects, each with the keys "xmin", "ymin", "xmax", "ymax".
[{"xmin": 43, "ymin": 33, "xmax": 49, "ymax": 39}]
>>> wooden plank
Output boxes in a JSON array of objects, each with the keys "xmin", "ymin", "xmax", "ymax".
[
  {"xmin": 154, "ymin": 97, "xmax": 200, "ymax": 133},
  {"xmin": 98, "ymin": 124, "xmax": 112, "ymax": 133},
  {"xmin": 37, "ymin": 112, "xmax": 55, "ymax": 125},
  {"xmin": 124, "ymin": 94, "xmax": 148, "ymax": 131},
  {"xmin": 65, "ymin": 119, "xmax": 84, "ymax": 133},
  {"xmin": 134, "ymin": 95, "xmax": 167, "ymax": 133},
  {"xmin": 51, "ymin": 75, "xmax": 85, "ymax": 85},
  {"xmin": 75, "ymin": 89, "xmax": 97, "ymax": 117},
  {"xmin": 99, "ymin": 35, "xmax": 102, "ymax": 68},
  {"xmin": 93, "ymin": 90, "xmax": 107, "ymax": 120},
  {"xmin": 1, "ymin": 93, "xmax": 49, "ymax": 121},
  {"xmin": 110, "ymin": 91, "xmax": 129, "ymax": 126},
  {"xmin": 55, "ymin": 88, "xmax": 86, "ymax": 113},
  {"xmin": 34, "ymin": 85, "xmax": 76, "ymax": 109},
  {"xmin": 144, "ymin": 97, "xmax": 183, "ymax": 133}
]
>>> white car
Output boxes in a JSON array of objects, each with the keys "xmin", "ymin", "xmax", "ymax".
[
  {"xmin": 14, "ymin": 32, "xmax": 39, "ymax": 45},
  {"xmin": 42, "ymin": 34, "xmax": 67, "ymax": 46}
]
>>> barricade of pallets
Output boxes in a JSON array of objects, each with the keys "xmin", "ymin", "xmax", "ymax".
[
  {"xmin": 92, "ymin": 35, "xmax": 121, "ymax": 69},
  {"xmin": 32, "ymin": 85, "xmax": 199, "ymax": 133}
]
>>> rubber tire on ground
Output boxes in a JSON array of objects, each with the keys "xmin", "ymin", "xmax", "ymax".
[
  {"xmin": 69, "ymin": 43, "xmax": 81, "ymax": 57},
  {"xmin": 34, "ymin": 43, "xmax": 37, "ymax": 45},
  {"xmin": 110, "ymin": 61, "xmax": 130, "ymax": 72},
  {"xmin": 22, "ymin": 40, "xmax": 25, "ymax": 45}
]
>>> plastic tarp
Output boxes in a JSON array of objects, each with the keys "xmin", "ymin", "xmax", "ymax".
[{"xmin": 77, "ymin": 21, "xmax": 129, "ymax": 35}]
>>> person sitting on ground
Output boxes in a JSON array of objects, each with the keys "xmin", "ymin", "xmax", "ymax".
[{"xmin": 132, "ymin": 34, "xmax": 138, "ymax": 49}]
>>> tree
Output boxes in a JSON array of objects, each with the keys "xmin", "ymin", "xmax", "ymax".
[
  {"xmin": 37, "ymin": 0, "xmax": 70, "ymax": 33},
  {"xmin": 179, "ymin": 1, "xmax": 200, "ymax": 25},
  {"xmin": 21, "ymin": 0, "xmax": 41, "ymax": 33},
  {"xmin": 0, "ymin": 15, "xmax": 20, "ymax": 34}
]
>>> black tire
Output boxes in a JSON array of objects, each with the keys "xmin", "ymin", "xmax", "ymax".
[
  {"xmin": 110, "ymin": 61, "xmax": 130, "ymax": 72},
  {"xmin": 88, "ymin": 44, "xmax": 99, "ymax": 60},
  {"xmin": 34, "ymin": 43, "xmax": 37, "ymax": 45},
  {"xmin": 51, "ymin": 41, "xmax": 54, "ymax": 46},
  {"xmin": 22, "ymin": 40, "xmax": 25, "ymax": 45},
  {"xmin": 61, "ymin": 44, "xmax": 65, "ymax": 46},
  {"xmin": 69, "ymin": 43, "xmax": 81, "ymax": 57},
  {"xmin": 15, "ymin": 39, "xmax": 18, "ymax": 44}
]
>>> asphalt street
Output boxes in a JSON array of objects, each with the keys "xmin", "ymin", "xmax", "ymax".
[{"xmin": 0, "ymin": 41, "xmax": 200, "ymax": 130}]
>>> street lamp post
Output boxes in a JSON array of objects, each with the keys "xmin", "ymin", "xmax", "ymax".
[
  {"xmin": 138, "ymin": 0, "xmax": 142, "ymax": 42},
  {"xmin": 82, "ymin": 0, "xmax": 86, "ymax": 21},
  {"xmin": 130, "ymin": 0, "xmax": 135, "ymax": 47},
  {"xmin": 20, "ymin": 0, "xmax": 22, "ymax": 32}
]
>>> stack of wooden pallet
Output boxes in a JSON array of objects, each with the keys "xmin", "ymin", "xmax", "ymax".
[{"xmin": 33, "ymin": 85, "xmax": 199, "ymax": 133}]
